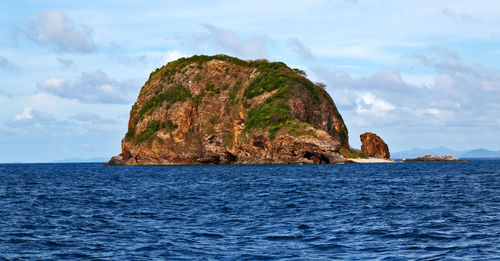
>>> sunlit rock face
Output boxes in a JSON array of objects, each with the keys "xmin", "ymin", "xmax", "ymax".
[{"xmin": 360, "ymin": 132, "xmax": 390, "ymax": 160}]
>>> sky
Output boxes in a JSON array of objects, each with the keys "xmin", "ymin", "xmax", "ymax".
[{"xmin": 1, "ymin": 0, "xmax": 499, "ymax": 162}]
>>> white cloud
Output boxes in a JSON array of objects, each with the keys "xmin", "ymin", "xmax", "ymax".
[
  {"xmin": 356, "ymin": 92, "xmax": 396, "ymax": 114},
  {"xmin": 19, "ymin": 10, "xmax": 96, "ymax": 53},
  {"xmin": 37, "ymin": 70, "xmax": 139, "ymax": 104},
  {"xmin": 440, "ymin": 7, "xmax": 480, "ymax": 23},
  {"xmin": 57, "ymin": 57, "xmax": 76, "ymax": 70},
  {"xmin": 38, "ymin": 77, "xmax": 67, "ymax": 92},
  {"xmin": 400, "ymin": 74, "xmax": 436, "ymax": 87},
  {"xmin": 14, "ymin": 107, "xmax": 33, "ymax": 121},
  {"xmin": 315, "ymin": 44, "xmax": 397, "ymax": 61},
  {"xmin": 201, "ymin": 24, "xmax": 269, "ymax": 59},
  {"xmin": 0, "ymin": 108, "xmax": 127, "ymax": 162},
  {"xmin": 287, "ymin": 38, "xmax": 314, "ymax": 60},
  {"xmin": 161, "ymin": 49, "xmax": 186, "ymax": 65},
  {"xmin": 426, "ymin": 108, "xmax": 444, "ymax": 117}
]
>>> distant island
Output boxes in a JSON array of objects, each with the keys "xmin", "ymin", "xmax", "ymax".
[
  {"xmin": 107, "ymin": 55, "xmax": 392, "ymax": 165},
  {"xmin": 392, "ymin": 148, "xmax": 500, "ymax": 159},
  {"xmin": 403, "ymin": 154, "xmax": 465, "ymax": 162}
]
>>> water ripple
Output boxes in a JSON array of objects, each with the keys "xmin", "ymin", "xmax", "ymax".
[{"xmin": 0, "ymin": 160, "xmax": 499, "ymax": 259}]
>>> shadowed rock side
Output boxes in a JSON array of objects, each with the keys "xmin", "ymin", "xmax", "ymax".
[
  {"xmin": 107, "ymin": 55, "xmax": 349, "ymax": 165},
  {"xmin": 360, "ymin": 132, "xmax": 390, "ymax": 160}
]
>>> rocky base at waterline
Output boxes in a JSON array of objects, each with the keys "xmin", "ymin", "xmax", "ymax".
[
  {"xmin": 107, "ymin": 54, "xmax": 352, "ymax": 165},
  {"xmin": 403, "ymin": 154, "xmax": 465, "ymax": 162},
  {"xmin": 347, "ymin": 157, "xmax": 396, "ymax": 163}
]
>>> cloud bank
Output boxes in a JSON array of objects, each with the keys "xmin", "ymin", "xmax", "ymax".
[
  {"xmin": 37, "ymin": 70, "xmax": 139, "ymax": 104},
  {"xmin": 19, "ymin": 10, "xmax": 96, "ymax": 53},
  {"xmin": 311, "ymin": 47, "xmax": 500, "ymax": 149}
]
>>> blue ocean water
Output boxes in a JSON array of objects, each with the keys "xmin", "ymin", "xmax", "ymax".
[{"xmin": 0, "ymin": 160, "xmax": 498, "ymax": 260}]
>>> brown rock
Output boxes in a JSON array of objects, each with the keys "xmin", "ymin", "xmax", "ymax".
[
  {"xmin": 106, "ymin": 55, "xmax": 350, "ymax": 165},
  {"xmin": 360, "ymin": 132, "xmax": 390, "ymax": 159}
]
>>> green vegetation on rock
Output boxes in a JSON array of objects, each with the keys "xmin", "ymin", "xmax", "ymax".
[
  {"xmin": 193, "ymin": 91, "xmax": 205, "ymax": 106},
  {"xmin": 229, "ymin": 80, "xmax": 242, "ymax": 105},
  {"xmin": 131, "ymin": 119, "xmax": 178, "ymax": 144},
  {"xmin": 136, "ymin": 120, "xmax": 161, "ymax": 144},
  {"xmin": 245, "ymin": 101, "xmax": 293, "ymax": 139},
  {"xmin": 125, "ymin": 126, "xmax": 135, "ymax": 140},
  {"xmin": 205, "ymin": 82, "xmax": 220, "ymax": 94},
  {"xmin": 138, "ymin": 84, "xmax": 191, "ymax": 116},
  {"xmin": 162, "ymin": 120, "xmax": 178, "ymax": 130},
  {"xmin": 339, "ymin": 147, "xmax": 368, "ymax": 159},
  {"xmin": 244, "ymin": 62, "xmax": 289, "ymax": 99}
]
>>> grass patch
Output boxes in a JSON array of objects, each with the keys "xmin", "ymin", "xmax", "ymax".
[
  {"xmin": 229, "ymin": 80, "xmax": 242, "ymax": 105},
  {"xmin": 338, "ymin": 127, "xmax": 347, "ymax": 146},
  {"xmin": 136, "ymin": 120, "xmax": 161, "ymax": 144},
  {"xmin": 134, "ymin": 119, "xmax": 178, "ymax": 145},
  {"xmin": 161, "ymin": 120, "xmax": 178, "ymax": 130},
  {"xmin": 125, "ymin": 126, "xmax": 135, "ymax": 140},
  {"xmin": 193, "ymin": 90, "xmax": 205, "ymax": 106},
  {"xmin": 287, "ymin": 121, "xmax": 317, "ymax": 137},
  {"xmin": 340, "ymin": 147, "xmax": 368, "ymax": 159},
  {"xmin": 244, "ymin": 62, "xmax": 289, "ymax": 99},
  {"xmin": 245, "ymin": 101, "xmax": 292, "ymax": 139},
  {"xmin": 138, "ymin": 84, "xmax": 191, "ymax": 116},
  {"xmin": 129, "ymin": 103, "xmax": 138, "ymax": 118},
  {"xmin": 205, "ymin": 82, "xmax": 220, "ymax": 94}
]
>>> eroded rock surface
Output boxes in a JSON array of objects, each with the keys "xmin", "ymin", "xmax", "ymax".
[
  {"xmin": 107, "ymin": 55, "xmax": 349, "ymax": 165},
  {"xmin": 360, "ymin": 132, "xmax": 390, "ymax": 160}
]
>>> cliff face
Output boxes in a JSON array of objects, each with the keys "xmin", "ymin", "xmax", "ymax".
[
  {"xmin": 108, "ymin": 55, "xmax": 349, "ymax": 165},
  {"xmin": 360, "ymin": 132, "xmax": 390, "ymax": 159}
]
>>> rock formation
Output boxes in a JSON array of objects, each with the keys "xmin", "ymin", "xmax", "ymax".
[
  {"xmin": 107, "ymin": 55, "xmax": 350, "ymax": 165},
  {"xmin": 403, "ymin": 154, "xmax": 464, "ymax": 162},
  {"xmin": 360, "ymin": 132, "xmax": 390, "ymax": 159}
]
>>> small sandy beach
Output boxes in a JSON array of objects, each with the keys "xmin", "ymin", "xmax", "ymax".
[{"xmin": 348, "ymin": 157, "xmax": 397, "ymax": 163}]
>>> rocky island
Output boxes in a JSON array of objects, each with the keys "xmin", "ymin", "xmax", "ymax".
[
  {"xmin": 403, "ymin": 154, "xmax": 465, "ymax": 162},
  {"xmin": 107, "ymin": 55, "xmax": 358, "ymax": 165}
]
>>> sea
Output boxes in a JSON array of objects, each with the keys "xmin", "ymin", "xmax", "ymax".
[{"xmin": 0, "ymin": 160, "xmax": 498, "ymax": 260}]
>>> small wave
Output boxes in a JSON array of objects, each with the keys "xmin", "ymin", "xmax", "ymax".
[
  {"xmin": 100, "ymin": 200, "xmax": 119, "ymax": 206},
  {"xmin": 423, "ymin": 245, "xmax": 459, "ymax": 251},
  {"xmin": 196, "ymin": 232, "xmax": 224, "ymax": 238},
  {"xmin": 55, "ymin": 252, "xmax": 92, "ymax": 259},
  {"xmin": 220, "ymin": 206, "xmax": 231, "ymax": 212},
  {"xmin": 44, "ymin": 240, "xmax": 69, "ymax": 248},
  {"xmin": 20, "ymin": 224, "xmax": 37, "ymax": 230},
  {"xmin": 311, "ymin": 243, "xmax": 348, "ymax": 250},
  {"xmin": 8, "ymin": 238, "xmax": 31, "ymax": 244},
  {"xmin": 8, "ymin": 232, "xmax": 35, "ymax": 238},
  {"xmin": 298, "ymin": 224, "xmax": 310, "ymax": 229},
  {"xmin": 238, "ymin": 253, "xmax": 274, "ymax": 260},
  {"xmin": 417, "ymin": 232, "xmax": 460, "ymax": 241},
  {"xmin": 265, "ymin": 234, "xmax": 304, "ymax": 240},
  {"xmin": 135, "ymin": 245, "xmax": 156, "ymax": 251}
]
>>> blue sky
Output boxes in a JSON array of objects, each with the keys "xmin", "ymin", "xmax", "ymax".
[{"xmin": 1, "ymin": 0, "xmax": 499, "ymax": 162}]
